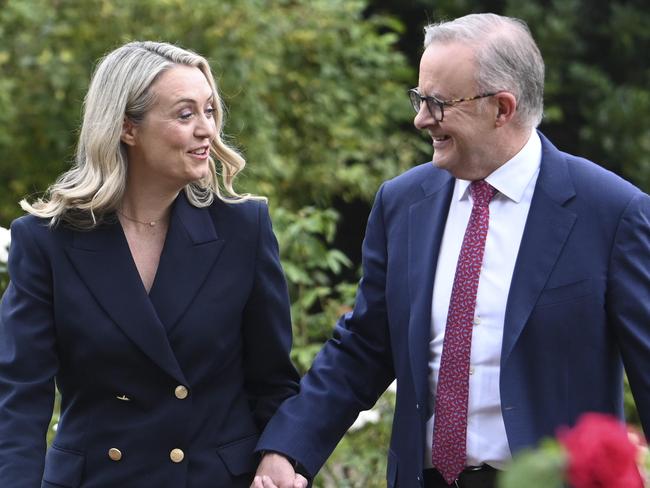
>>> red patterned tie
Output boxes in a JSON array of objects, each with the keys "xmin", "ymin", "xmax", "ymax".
[{"xmin": 431, "ymin": 180, "xmax": 496, "ymax": 485}]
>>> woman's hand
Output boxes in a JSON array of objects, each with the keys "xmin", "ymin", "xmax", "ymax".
[{"xmin": 251, "ymin": 452, "xmax": 308, "ymax": 488}]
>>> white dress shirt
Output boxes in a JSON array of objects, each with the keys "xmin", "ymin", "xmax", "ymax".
[{"xmin": 425, "ymin": 130, "xmax": 542, "ymax": 470}]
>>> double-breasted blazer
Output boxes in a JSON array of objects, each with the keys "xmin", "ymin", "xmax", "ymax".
[
  {"xmin": 257, "ymin": 132, "xmax": 650, "ymax": 487},
  {"xmin": 0, "ymin": 193, "xmax": 299, "ymax": 488}
]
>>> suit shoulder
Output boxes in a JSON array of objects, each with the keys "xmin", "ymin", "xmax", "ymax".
[
  {"xmin": 564, "ymin": 152, "xmax": 646, "ymax": 204},
  {"xmin": 379, "ymin": 162, "xmax": 450, "ymax": 205},
  {"xmin": 380, "ymin": 162, "xmax": 440, "ymax": 196},
  {"xmin": 206, "ymin": 197, "xmax": 268, "ymax": 229},
  {"xmin": 9, "ymin": 214, "xmax": 59, "ymax": 245},
  {"xmin": 11, "ymin": 214, "xmax": 50, "ymax": 231},
  {"xmin": 209, "ymin": 196, "xmax": 266, "ymax": 213},
  {"xmin": 383, "ymin": 162, "xmax": 436, "ymax": 190},
  {"xmin": 5, "ymin": 215, "xmax": 62, "ymax": 281}
]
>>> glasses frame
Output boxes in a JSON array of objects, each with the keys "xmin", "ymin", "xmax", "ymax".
[{"xmin": 408, "ymin": 88, "xmax": 498, "ymax": 122}]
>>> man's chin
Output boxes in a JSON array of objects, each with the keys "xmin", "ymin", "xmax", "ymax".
[
  {"xmin": 432, "ymin": 158, "xmax": 470, "ymax": 179},
  {"xmin": 431, "ymin": 156, "xmax": 450, "ymax": 171}
]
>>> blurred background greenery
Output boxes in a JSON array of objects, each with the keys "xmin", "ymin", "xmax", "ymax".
[{"xmin": 0, "ymin": 0, "xmax": 648, "ymax": 486}]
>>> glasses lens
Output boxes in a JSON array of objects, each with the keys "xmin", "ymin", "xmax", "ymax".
[
  {"xmin": 426, "ymin": 98, "xmax": 442, "ymax": 121},
  {"xmin": 409, "ymin": 90, "xmax": 442, "ymax": 120},
  {"xmin": 408, "ymin": 90, "xmax": 421, "ymax": 113}
]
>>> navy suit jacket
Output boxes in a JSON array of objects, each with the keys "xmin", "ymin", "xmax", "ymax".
[
  {"xmin": 0, "ymin": 193, "xmax": 299, "ymax": 488},
  {"xmin": 257, "ymin": 133, "xmax": 650, "ymax": 487}
]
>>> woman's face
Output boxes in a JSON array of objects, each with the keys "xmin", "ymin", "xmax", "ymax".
[{"xmin": 122, "ymin": 65, "xmax": 217, "ymax": 190}]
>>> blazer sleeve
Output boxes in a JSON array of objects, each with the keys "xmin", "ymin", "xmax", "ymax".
[
  {"xmin": 241, "ymin": 202, "xmax": 300, "ymax": 430},
  {"xmin": 607, "ymin": 191, "xmax": 650, "ymax": 437},
  {"xmin": 256, "ymin": 185, "xmax": 396, "ymax": 477},
  {"xmin": 0, "ymin": 217, "xmax": 58, "ymax": 486}
]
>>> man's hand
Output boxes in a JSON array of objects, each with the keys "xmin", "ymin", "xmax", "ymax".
[{"xmin": 250, "ymin": 452, "xmax": 308, "ymax": 488}]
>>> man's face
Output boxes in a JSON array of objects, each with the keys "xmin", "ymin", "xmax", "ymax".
[{"xmin": 414, "ymin": 42, "xmax": 499, "ymax": 180}]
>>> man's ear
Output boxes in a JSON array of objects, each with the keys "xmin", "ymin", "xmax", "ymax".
[
  {"xmin": 494, "ymin": 92, "xmax": 517, "ymax": 127},
  {"xmin": 120, "ymin": 117, "xmax": 137, "ymax": 146}
]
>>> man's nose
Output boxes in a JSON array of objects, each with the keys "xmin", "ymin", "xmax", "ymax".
[{"xmin": 414, "ymin": 102, "xmax": 435, "ymax": 130}]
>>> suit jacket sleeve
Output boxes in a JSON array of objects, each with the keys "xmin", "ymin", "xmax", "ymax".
[
  {"xmin": 0, "ymin": 217, "xmax": 58, "ymax": 486},
  {"xmin": 607, "ymin": 192, "xmax": 650, "ymax": 437},
  {"xmin": 242, "ymin": 202, "xmax": 300, "ymax": 430},
  {"xmin": 257, "ymin": 185, "xmax": 395, "ymax": 477}
]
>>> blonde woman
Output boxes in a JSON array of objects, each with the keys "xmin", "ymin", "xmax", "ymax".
[{"xmin": 0, "ymin": 41, "xmax": 300, "ymax": 488}]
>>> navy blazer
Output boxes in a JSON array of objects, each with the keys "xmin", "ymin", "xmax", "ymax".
[
  {"xmin": 0, "ymin": 193, "xmax": 299, "ymax": 488},
  {"xmin": 257, "ymin": 133, "xmax": 650, "ymax": 487}
]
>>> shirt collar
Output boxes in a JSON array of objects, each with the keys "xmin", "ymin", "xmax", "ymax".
[{"xmin": 456, "ymin": 130, "xmax": 542, "ymax": 203}]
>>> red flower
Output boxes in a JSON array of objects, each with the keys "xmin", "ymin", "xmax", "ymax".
[{"xmin": 558, "ymin": 413, "xmax": 644, "ymax": 488}]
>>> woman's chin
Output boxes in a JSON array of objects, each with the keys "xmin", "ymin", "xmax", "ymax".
[{"xmin": 185, "ymin": 165, "xmax": 210, "ymax": 184}]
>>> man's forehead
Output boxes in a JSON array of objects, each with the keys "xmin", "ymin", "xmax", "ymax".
[
  {"xmin": 420, "ymin": 42, "xmax": 476, "ymax": 69},
  {"xmin": 418, "ymin": 42, "xmax": 477, "ymax": 95}
]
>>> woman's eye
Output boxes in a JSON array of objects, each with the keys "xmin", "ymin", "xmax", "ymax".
[
  {"xmin": 179, "ymin": 112, "xmax": 193, "ymax": 120},
  {"xmin": 205, "ymin": 107, "xmax": 216, "ymax": 118}
]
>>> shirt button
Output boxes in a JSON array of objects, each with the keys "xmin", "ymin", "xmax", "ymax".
[
  {"xmin": 174, "ymin": 385, "xmax": 189, "ymax": 399},
  {"xmin": 416, "ymin": 403, "xmax": 419, "ymax": 409},
  {"xmin": 469, "ymin": 367, "xmax": 475, "ymax": 375},
  {"xmin": 473, "ymin": 316, "xmax": 481, "ymax": 325},
  {"xmin": 108, "ymin": 448, "xmax": 122, "ymax": 461},
  {"xmin": 170, "ymin": 448, "xmax": 185, "ymax": 463}
]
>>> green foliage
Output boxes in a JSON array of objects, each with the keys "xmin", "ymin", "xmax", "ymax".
[
  {"xmin": 46, "ymin": 390, "xmax": 61, "ymax": 447},
  {"xmin": 315, "ymin": 389, "xmax": 395, "ymax": 488},
  {"xmin": 0, "ymin": 263, "xmax": 7, "ymax": 293},
  {"xmin": 217, "ymin": 0, "xmax": 424, "ymax": 207},
  {"xmin": 624, "ymin": 375, "xmax": 641, "ymax": 427},
  {"xmin": 270, "ymin": 206, "xmax": 354, "ymax": 371},
  {"xmin": 497, "ymin": 439, "xmax": 567, "ymax": 488}
]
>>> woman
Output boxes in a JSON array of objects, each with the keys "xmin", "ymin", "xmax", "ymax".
[{"xmin": 0, "ymin": 41, "xmax": 299, "ymax": 487}]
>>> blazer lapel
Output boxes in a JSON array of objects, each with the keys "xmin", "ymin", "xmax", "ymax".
[
  {"xmin": 65, "ymin": 218, "xmax": 187, "ymax": 385},
  {"xmin": 148, "ymin": 192, "xmax": 225, "ymax": 333},
  {"xmin": 501, "ymin": 134, "xmax": 577, "ymax": 364},
  {"xmin": 408, "ymin": 172, "xmax": 454, "ymax": 408}
]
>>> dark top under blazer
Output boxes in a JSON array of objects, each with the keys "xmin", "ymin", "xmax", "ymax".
[
  {"xmin": 257, "ymin": 132, "xmax": 650, "ymax": 487},
  {"xmin": 0, "ymin": 193, "xmax": 299, "ymax": 488}
]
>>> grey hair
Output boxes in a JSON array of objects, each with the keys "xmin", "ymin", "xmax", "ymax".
[
  {"xmin": 22, "ymin": 41, "xmax": 253, "ymax": 229},
  {"xmin": 424, "ymin": 13, "xmax": 544, "ymax": 128}
]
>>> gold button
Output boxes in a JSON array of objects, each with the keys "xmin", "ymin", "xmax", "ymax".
[
  {"xmin": 174, "ymin": 385, "xmax": 189, "ymax": 400},
  {"xmin": 170, "ymin": 448, "xmax": 184, "ymax": 463},
  {"xmin": 108, "ymin": 448, "xmax": 122, "ymax": 461}
]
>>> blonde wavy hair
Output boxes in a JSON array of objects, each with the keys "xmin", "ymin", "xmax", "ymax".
[{"xmin": 22, "ymin": 41, "xmax": 252, "ymax": 229}]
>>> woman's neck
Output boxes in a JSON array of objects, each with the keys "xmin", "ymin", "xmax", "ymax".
[{"xmin": 118, "ymin": 182, "xmax": 179, "ymax": 227}]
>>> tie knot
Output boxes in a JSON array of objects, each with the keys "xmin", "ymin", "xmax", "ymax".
[{"xmin": 470, "ymin": 180, "xmax": 495, "ymax": 208}]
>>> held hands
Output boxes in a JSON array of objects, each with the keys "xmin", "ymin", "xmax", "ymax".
[{"xmin": 251, "ymin": 452, "xmax": 308, "ymax": 488}]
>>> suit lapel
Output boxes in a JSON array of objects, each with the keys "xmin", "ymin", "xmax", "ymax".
[
  {"xmin": 408, "ymin": 172, "xmax": 454, "ymax": 407},
  {"xmin": 501, "ymin": 134, "xmax": 577, "ymax": 364},
  {"xmin": 66, "ymin": 217, "xmax": 188, "ymax": 384},
  {"xmin": 148, "ymin": 192, "xmax": 225, "ymax": 333}
]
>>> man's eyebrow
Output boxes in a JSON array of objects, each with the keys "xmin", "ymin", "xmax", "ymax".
[
  {"xmin": 428, "ymin": 90, "xmax": 448, "ymax": 100},
  {"xmin": 416, "ymin": 87, "xmax": 446, "ymax": 99}
]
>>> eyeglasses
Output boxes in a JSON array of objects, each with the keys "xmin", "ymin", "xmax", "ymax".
[{"xmin": 408, "ymin": 88, "xmax": 498, "ymax": 122}]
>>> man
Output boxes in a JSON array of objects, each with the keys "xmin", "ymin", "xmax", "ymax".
[{"xmin": 253, "ymin": 13, "xmax": 650, "ymax": 488}]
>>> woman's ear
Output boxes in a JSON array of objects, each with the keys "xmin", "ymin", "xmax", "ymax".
[
  {"xmin": 120, "ymin": 117, "xmax": 137, "ymax": 146},
  {"xmin": 494, "ymin": 92, "xmax": 517, "ymax": 127}
]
